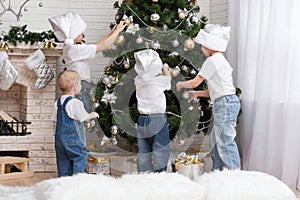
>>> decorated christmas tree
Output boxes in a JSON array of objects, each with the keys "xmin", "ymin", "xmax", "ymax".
[{"xmin": 93, "ymin": 0, "xmax": 211, "ymax": 146}]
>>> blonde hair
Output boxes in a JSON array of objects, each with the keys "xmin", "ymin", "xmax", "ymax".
[{"xmin": 57, "ymin": 70, "xmax": 79, "ymax": 93}]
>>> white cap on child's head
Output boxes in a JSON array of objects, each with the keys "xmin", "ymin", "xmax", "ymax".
[
  {"xmin": 48, "ymin": 11, "xmax": 87, "ymax": 45},
  {"xmin": 194, "ymin": 24, "xmax": 231, "ymax": 52},
  {"xmin": 134, "ymin": 49, "xmax": 163, "ymax": 81}
]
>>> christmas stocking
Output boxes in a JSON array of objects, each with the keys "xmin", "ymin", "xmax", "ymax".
[
  {"xmin": 25, "ymin": 49, "xmax": 54, "ymax": 89},
  {"xmin": 0, "ymin": 51, "xmax": 19, "ymax": 90}
]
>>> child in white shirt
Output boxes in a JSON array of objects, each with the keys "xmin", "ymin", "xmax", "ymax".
[
  {"xmin": 134, "ymin": 49, "xmax": 172, "ymax": 172},
  {"xmin": 52, "ymin": 70, "xmax": 99, "ymax": 177},
  {"xmin": 49, "ymin": 11, "xmax": 126, "ymax": 112},
  {"xmin": 176, "ymin": 24, "xmax": 241, "ymax": 170}
]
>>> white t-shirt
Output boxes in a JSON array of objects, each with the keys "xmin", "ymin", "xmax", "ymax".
[
  {"xmin": 63, "ymin": 44, "xmax": 97, "ymax": 82},
  {"xmin": 135, "ymin": 75, "xmax": 171, "ymax": 114},
  {"xmin": 198, "ymin": 53, "xmax": 236, "ymax": 102},
  {"xmin": 51, "ymin": 95, "xmax": 90, "ymax": 123}
]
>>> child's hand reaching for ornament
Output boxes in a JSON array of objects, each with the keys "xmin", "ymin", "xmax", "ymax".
[
  {"xmin": 176, "ymin": 82, "xmax": 184, "ymax": 91},
  {"xmin": 87, "ymin": 112, "xmax": 99, "ymax": 121},
  {"xmin": 162, "ymin": 63, "xmax": 169, "ymax": 71},
  {"xmin": 162, "ymin": 63, "xmax": 172, "ymax": 79}
]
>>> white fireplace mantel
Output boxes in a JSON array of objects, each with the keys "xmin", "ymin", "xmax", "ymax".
[{"xmin": 0, "ymin": 42, "xmax": 63, "ymax": 172}]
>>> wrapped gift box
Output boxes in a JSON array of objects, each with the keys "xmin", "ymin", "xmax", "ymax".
[
  {"xmin": 86, "ymin": 152, "xmax": 112, "ymax": 175},
  {"xmin": 110, "ymin": 153, "xmax": 137, "ymax": 176},
  {"xmin": 176, "ymin": 162, "xmax": 205, "ymax": 180},
  {"xmin": 172, "ymin": 150, "xmax": 209, "ymax": 180}
]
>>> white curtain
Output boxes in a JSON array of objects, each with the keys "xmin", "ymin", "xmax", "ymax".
[{"xmin": 227, "ymin": 0, "xmax": 300, "ymax": 189}]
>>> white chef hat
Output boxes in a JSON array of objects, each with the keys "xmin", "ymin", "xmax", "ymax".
[
  {"xmin": 134, "ymin": 49, "xmax": 163, "ymax": 81},
  {"xmin": 48, "ymin": 11, "xmax": 87, "ymax": 45},
  {"xmin": 194, "ymin": 24, "xmax": 231, "ymax": 52}
]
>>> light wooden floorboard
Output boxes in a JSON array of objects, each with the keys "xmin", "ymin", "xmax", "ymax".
[{"xmin": 0, "ymin": 172, "xmax": 57, "ymax": 186}]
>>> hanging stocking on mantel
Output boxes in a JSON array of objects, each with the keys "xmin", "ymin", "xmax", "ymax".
[
  {"xmin": 25, "ymin": 49, "xmax": 54, "ymax": 89},
  {"xmin": 0, "ymin": 51, "xmax": 19, "ymax": 90}
]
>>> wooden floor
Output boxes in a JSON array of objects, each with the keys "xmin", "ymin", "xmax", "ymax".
[
  {"xmin": 0, "ymin": 172, "xmax": 299, "ymax": 198},
  {"xmin": 0, "ymin": 172, "xmax": 57, "ymax": 187}
]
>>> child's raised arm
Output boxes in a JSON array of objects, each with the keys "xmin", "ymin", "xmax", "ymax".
[{"xmin": 95, "ymin": 21, "xmax": 127, "ymax": 52}]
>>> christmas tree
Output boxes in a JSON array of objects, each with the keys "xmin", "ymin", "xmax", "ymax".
[{"xmin": 93, "ymin": 0, "xmax": 211, "ymax": 146}]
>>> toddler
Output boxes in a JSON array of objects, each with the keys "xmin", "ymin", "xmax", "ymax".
[{"xmin": 52, "ymin": 70, "xmax": 99, "ymax": 177}]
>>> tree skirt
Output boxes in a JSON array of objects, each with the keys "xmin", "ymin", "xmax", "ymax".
[{"xmin": 0, "ymin": 170, "xmax": 297, "ymax": 200}]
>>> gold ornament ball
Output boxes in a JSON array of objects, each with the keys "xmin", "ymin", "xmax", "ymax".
[
  {"xmin": 105, "ymin": 66, "xmax": 111, "ymax": 74},
  {"xmin": 171, "ymin": 69, "xmax": 180, "ymax": 77},
  {"xmin": 124, "ymin": 63, "xmax": 130, "ymax": 69},
  {"xmin": 114, "ymin": 34, "xmax": 125, "ymax": 45},
  {"xmin": 114, "ymin": 76, "xmax": 119, "ymax": 83},
  {"xmin": 178, "ymin": 12, "xmax": 186, "ymax": 20},
  {"xmin": 184, "ymin": 38, "xmax": 195, "ymax": 50},
  {"xmin": 149, "ymin": 26, "xmax": 155, "ymax": 34},
  {"xmin": 92, "ymin": 97, "xmax": 97, "ymax": 103},
  {"xmin": 86, "ymin": 122, "xmax": 91, "ymax": 129},
  {"xmin": 124, "ymin": 18, "xmax": 131, "ymax": 26}
]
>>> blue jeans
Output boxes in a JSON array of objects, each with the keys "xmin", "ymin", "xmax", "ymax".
[
  {"xmin": 210, "ymin": 94, "xmax": 241, "ymax": 170},
  {"xmin": 75, "ymin": 80, "xmax": 91, "ymax": 112},
  {"xmin": 137, "ymin": 114, "xmax": 170, "ymax": 172},
  {"xmin": 55, "ymin": 96, "xmax": 88, "ymax": 177}
]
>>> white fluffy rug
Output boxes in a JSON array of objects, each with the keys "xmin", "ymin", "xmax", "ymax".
[
  {"xmin": 34, "ymin": 173, "xmax": 204, "ymax": 200},
  {"xmin": 197, "ymin": 170, "xmax": 297, "ymax": 200},
  {"xmin": 0, "ymin": 170, "xmax": 297, "ymax": 200},
  {"xmin": 0, "ymin": 185, "xmax": 34, "ymax": 200}
]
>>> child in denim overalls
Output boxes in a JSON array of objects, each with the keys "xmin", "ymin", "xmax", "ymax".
[
  {"xmin": 134, "ymin": 49, "xmax": 172, "ymax": 172},
  {"xmin": 49, "ymin": 11, "xmax": 126, "ymax": 112},
  {"xmin": 52, "ymin": 70, "xmax": 99, "ymax": 177},
  {"xmin": 176, "ymin": 24, "xmax": 241, "ymax": 171}
]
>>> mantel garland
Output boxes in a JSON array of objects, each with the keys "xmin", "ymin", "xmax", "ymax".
[{"xmin": 0, "ymin": 25, "xmax": 57, "ymax": 46}]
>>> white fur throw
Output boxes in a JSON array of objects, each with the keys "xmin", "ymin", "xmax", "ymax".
[
  {"xmin": 197, "ymin": 170, "xmax": 297, "ymax": 200},
  {"xmin": 34, "ymin": 173, "xmax": 205, "ymax": 200},
  {"xmin": 0, "ymin": 170, "xmax": 296, "ymax": 200}
]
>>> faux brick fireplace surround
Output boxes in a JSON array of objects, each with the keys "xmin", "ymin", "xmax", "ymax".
[{"xmin": 0, "ymin": 43, "xmax": 63, "ymax": 172}]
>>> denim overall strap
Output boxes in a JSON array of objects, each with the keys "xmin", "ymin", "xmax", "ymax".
[
  {"xmin": 62, "ymin": 96, "xmax": 73, "ymax": 107},
  {"xmin": 56, "ymin": 96, "xmax": 73, "ymax": 127}
]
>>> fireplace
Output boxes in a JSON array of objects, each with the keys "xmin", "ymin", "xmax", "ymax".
[
  {"xmin": 0, "ymin": 119, "xmax": 31, "ymax": 136},
  {"xmin": 0, "ymin": 43, "xmax": 63, "ymax": 172}
]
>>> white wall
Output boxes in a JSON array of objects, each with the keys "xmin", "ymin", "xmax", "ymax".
[
  {"xmin": 210, "ymin": 0, "xmax": 228, "ymax": 25},
  {"xmin": 0, "ymin": 0, "xmax": 227, "ymax": 83}
]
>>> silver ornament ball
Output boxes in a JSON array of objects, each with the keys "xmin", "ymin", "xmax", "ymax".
[
  {"xmin": 152, "ymin": 41, "xmax": 160, "ymax": 49},
  {"xmin": 182, "ymin": 91, "xmax": 190, "ymax": 100},
  {"xmin": 110, "ymin": 125, "xmax": 119, "ymax": 135},
  {"xmin": 163, "ymin": 24, "xmax": 168, "ymax": 31},
  {"xmin": 172, "ymin": 39, "xmax": 179, "ymax": 47},
  {"xmin": 150, "ymin": 13, "xmax": 160, "ymax": 23},
  {"xmin": 136, "ymin": 37, "xmax": 143, "ymax": 44}
]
